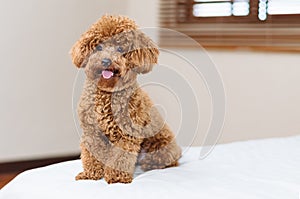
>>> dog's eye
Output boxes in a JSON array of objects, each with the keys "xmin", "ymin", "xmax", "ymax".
[
  {"xmin": 116, "ymin": 46, "xmax": 124, "ymax": 53},
  {"xmin": 96, "ymin": 45, "xmax": 102, "ymax": 51}
]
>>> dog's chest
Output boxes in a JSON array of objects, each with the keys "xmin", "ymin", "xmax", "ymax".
[
  {"xmin": 95, "ymin": 88, "xmax": 135, "ymax": 139},
  {"xmin": 79, "ymin": 81, "xmax": 138, "ymax": 142}
]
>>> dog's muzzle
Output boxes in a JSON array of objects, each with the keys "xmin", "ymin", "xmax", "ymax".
[{"xmin": 101, "ymin": 58, "xmax": 112, "ymax": 67}]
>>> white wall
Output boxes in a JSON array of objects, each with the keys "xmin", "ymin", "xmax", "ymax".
[
  {"xmin": 1, "ymin": 0, "xmax": 300, "ymax": 162},
  {"xmin": 0, "ymin": 0, "xmax": 128, "ymax": 162},
  {"xmin": 209, "ymin": 50, "xmax": 300, "ymax": 143}
]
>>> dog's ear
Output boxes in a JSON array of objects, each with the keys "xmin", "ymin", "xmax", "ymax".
[
  {"xmin": 69, "ymin": 31, "xmax": 100, "ymax": 68},
  {"xmin": 125, "ymin": 30, "xmax": 159, "ymax": 74}
]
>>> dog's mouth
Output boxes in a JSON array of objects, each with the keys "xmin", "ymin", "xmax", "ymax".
[{"xmin": 95, "ymin": 68, "xmax": 120, "ymax": 79}]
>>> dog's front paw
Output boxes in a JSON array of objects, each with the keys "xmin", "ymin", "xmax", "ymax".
[
  {"xmin": 75, "ymin": 171, "xmax": 103, "ymax": 181},
  {"xmin": 104, "ymin": 167, "xmax": 133, "ymax": 184},
  {"xmin": 76, "ymin": 172, "xmax": 90, "ymax": 180}
]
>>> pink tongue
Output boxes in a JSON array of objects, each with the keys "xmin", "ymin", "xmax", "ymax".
[{"xmin": 102, "ymin": 70, "xmax": 114, "ymax": 79}]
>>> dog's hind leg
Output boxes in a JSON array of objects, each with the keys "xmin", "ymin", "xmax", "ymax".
[{"xmin": 139, "ymin": 125, "xmax": 182, "ymax": 171}]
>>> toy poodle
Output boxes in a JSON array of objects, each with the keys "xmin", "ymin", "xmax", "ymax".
[{"xmin": 70, "ymin": 15, "xmax": 181, "ymax": 184}]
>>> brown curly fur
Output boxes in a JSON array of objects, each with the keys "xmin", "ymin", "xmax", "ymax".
[{"xmin": 70, "ymin": 15, "xmax": 181, "ymax": 184}]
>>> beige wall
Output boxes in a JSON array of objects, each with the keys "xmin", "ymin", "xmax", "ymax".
[{"xmin": 0, "ymin": 0, "xmax": 299, "ymax": 162}]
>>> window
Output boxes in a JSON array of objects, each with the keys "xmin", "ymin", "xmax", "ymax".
[
  {"xmin": 193, "ymin": 0, "xmax": 250, "ymax": 18},
  {"xmin": 160, "ymin": 0, "xmax": 300, "ymax": 50}
]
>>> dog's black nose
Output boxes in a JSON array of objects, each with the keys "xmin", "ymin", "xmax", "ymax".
[{"xmin": 101, "ymin": 58, "xmax": 112, "ymax": 67}]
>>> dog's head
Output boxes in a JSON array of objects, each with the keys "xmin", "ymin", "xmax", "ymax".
[{"xmin": 70, "ymin": 15, "xmax": 159, "ymax": 92}]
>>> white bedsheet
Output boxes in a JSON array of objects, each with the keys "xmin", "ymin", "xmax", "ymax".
[{"xmin": 1, "ymin": 136, "xmax": 300, "ymax": 199}]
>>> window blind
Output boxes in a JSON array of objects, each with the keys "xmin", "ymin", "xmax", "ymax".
[{"xmin": 159, "ymin": 0, "xmax": 300, "ymax": 50}]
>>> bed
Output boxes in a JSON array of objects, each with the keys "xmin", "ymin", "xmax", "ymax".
[{"xmin": 1, "ymin": 135, "xmax": 299, "ymax": 199}]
